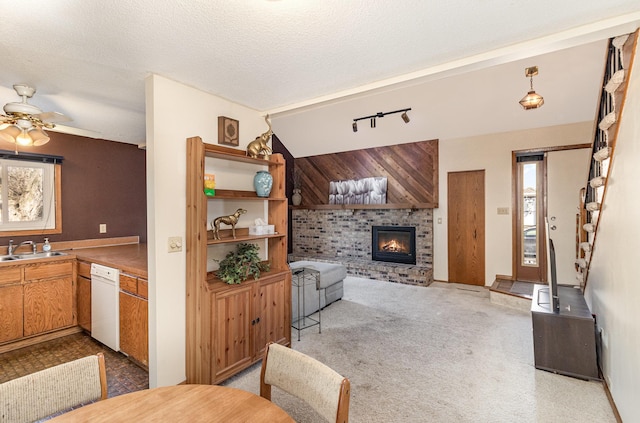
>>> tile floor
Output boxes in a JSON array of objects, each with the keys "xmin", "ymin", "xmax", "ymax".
[{"xmin": 0, "ymin": 332, "xmax": 149, "ymax": 398}]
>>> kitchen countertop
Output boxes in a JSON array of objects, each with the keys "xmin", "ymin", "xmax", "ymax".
[{"xmin": 72, "ymin": 243, "xmax": 148, "ymax": 279}]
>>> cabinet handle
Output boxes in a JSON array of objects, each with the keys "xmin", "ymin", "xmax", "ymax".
[
  {"xmin": 256, "ymin": 317, "xmax": 260, "ymax": 324},
  {"xmin": 251, "ymin": 319, "xmax": 256, "ymax": 325}
]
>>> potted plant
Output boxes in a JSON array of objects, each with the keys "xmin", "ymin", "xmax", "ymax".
[{"xmin": 215, "ymin": 243, "xmax": 270, "ymax": 284}]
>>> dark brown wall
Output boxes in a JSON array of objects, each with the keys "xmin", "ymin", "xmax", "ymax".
[
  {"xmin": 0, "ymin": 132, "xmax": 147, "ymax": 245},
  {"xmin": 272, "ymin": 133, "xmax": 294, "ymax": 253},
  {"xmin": 294, "ymin": 139, "xmax": 439, "ymax": 207}
]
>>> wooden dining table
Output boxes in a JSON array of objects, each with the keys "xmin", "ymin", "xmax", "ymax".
[{"xmin": 49, "ymin": 384, "xmax": 295, "ymax": 422}]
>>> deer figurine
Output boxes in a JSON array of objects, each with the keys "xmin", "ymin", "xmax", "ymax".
[{"xmin": 211, "ymin": 208, "xmax": 247, "ymax": 240}]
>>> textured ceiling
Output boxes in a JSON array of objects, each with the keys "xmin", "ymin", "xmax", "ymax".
[{"xmin": 0, "ymin": 1, "xmax": 639, "ymax": 145}]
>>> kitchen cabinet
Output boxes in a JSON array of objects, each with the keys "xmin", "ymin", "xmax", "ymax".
[
  {"xmin": 0, "ymin": 268, "xmax": 23, "ymax": 343},
  {"xmin": 119, "ymin": 273, "xmax": 149, "ymax": 367},
  {"xmin": 186, "ymin": 137, "xmax": 291, "ymax": 384},
  {"xmin": 23, "ymin": 261, "xmax": 75, "ymax": 336},
  {"xmin": 76, "ymin": 260, "xmax": 92, "ymax": 331}
]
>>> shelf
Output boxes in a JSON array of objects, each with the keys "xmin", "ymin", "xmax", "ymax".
[
  {"xmin": 206, "ymin": 229, "xmax": 285, "ymax": 245},
  {"xmin": 204, "ymin": 143, "xmax": 283, "ymax": 166},
  {"xmin": 205, "ymin": 267, "xmax": 291, "ymax": 289},
  {"xmin": 208, "ymin": 189, "xmax": 286, "ymax": 201},
  {"xmin": 291, "ymin": 202, "xmax": 438, "ymax": 210}
]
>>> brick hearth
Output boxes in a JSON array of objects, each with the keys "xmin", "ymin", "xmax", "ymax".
[{"xmin": 291, "ymin": 208, "xmax": 433, "ymax": 286}]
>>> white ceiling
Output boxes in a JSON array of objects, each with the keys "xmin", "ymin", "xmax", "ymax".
[{"xmin": 0, "ymin": 1, "xmax": 639, "ymax": 148}]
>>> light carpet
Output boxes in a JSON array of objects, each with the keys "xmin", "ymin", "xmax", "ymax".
[{"xmin": 223, "ymin": 277, "xmax": 615, "ymax": 422}]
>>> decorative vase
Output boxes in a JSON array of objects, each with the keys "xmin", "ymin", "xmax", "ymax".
[
  {"xmin": 253, "ymin": 170, "xmax": 273, "ymax": 197},
  {"xmin": 292, "ymin": 189, "xmax": 302, "ymax": 206}
]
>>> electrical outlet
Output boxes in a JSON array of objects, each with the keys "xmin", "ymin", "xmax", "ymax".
[
  {"xmin": 168, "ymin": 236, "xmax": 183, "ymax": 253},
  {"xmin": 497, "ymin": 207, "xmax": 510, "ymax": 215},
  {"xmin": 99, "ymin": 224, "xmax": 107, "ymax": 233}
]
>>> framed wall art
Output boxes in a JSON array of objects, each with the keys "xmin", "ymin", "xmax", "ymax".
[{"xmin": 217, "ymin": 116, "xmax": 239, "ymax": 146}]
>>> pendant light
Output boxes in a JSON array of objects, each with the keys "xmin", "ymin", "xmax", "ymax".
[{"xmin": 519, "ymin": 66, "xmax": 544, "ymax": 110}]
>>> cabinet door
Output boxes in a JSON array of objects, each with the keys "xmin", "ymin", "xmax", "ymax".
[
  {"xmin": 119, "ymin": 291, "xmax": 149, "ymax": 366},
  {"xmin": 254, "ymin": 275, "xmax": 288, "ymax": 358},
  {"xmin": 77, "ymin": 275, "xmax": 91, "ymax": 331},
  {"xmin": 23, "ymin": 277, "xmax": 74, "ymax": 336},
  {"xmin": 212, "ymin": 285, "xmax": 253, "ymax": 382},
  {"xmin": 0, "ymin": 285, "xmax": 23, "ymax": 343}
]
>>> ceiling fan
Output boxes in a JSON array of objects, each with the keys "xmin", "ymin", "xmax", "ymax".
[{"xmin": 0, "ymin": 83, "xmax": 72, "ymax": 151}]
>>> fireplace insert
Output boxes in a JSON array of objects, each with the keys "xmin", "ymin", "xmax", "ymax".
[{"xmin": 371, "ymin": 226, "xmax": 416, "ymax": 265}]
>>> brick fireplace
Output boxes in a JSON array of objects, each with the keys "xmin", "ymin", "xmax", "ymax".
[{"xmin": 291, "ymin": 208, "xmax": 433, "ymax": 286}]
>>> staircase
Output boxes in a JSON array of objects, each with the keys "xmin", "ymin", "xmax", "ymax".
[{"xmin": 576, "ymin": 30, "xmax": 638, "ymax": 290}]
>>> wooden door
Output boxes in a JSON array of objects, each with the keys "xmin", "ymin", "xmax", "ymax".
[
  {"xmin": 254, "ymin": 275, "xmax": 288, "ymax": 358},
  {"xmin": 448, "ymin": 170, "xmax": 485, "ymax": 285},
  {"xmin": 119, "ymin": 291, "xmax": 149, "ymax": 366},
  {"xmin": 212, "ymin": 285, "xmax": 253, "ymax": 382}
]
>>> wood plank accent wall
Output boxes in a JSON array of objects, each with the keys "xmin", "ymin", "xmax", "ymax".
[{"xmin": 295, "ymin": 139, "xmax": 438, "ymax": 208}]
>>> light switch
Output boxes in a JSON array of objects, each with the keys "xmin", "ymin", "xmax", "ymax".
[
  {"xmin": 168, "ymin": 236, "xmax": 183, "ymax": 253},
  {"xmin": 497, "ymin": 207, "xmax": 510, "ymax": 215},
  {"xmin": 99, "ymin": 224, "xmax": 107, "ymax": 233},
  {"xmin": 437, "ymin": 218, "xmax": 442, "ymax": 224}
]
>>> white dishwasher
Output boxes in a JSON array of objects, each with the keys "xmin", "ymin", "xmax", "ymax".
[{"xmin": 91, "ymin": 263, "xmax": 120, "ymax": 351}]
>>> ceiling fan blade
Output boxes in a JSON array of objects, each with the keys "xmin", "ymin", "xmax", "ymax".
[
  {"xmin": 48, "ymin": 124, "xmax": 102, "ymax": 139},
  {"xmin": 33, "ymin": 111, "xmax": 72, "ymax": 123}
]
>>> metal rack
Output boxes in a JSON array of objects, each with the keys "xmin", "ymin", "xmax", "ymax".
[{"xmin": 291, "ymin": 267, "xmax": 321, "ymax": 341}]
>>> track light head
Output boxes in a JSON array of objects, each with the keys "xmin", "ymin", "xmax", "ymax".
[
  {"xmin": 401, "ymin": 112, "xmax": 410, "ymax": 123},
  {"xmin": 352, "ymin": 121, "xmax": 358, "ymax": 132}
]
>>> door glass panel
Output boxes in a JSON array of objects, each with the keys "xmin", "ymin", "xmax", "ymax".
[{"xmin": 521, "ymin": 162, "xmax": 537, "ymax": 266}]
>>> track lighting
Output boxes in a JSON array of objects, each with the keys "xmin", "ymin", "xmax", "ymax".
[
  {"xmin": 519, "ymin": 66, "xmax": 544, "ymax": 110},
  {"xmin": 352, "ymin": 108, "xmax": 411, "ymax": 131}
]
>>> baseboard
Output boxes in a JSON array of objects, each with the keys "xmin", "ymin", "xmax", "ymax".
[{"xmin": 602, "ymin": 373, "xmax": 623, "ymax": 422}]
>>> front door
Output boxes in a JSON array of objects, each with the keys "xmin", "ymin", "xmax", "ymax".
[
  {"xmin": 546, "ymin": 148, "xmax": 591, "ymax": 284},
  {"xmin": 448, "ymin": 170, "xmax": 485, "ymax": 286}
]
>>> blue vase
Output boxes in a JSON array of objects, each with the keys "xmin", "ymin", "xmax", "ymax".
[{"xmin": 254, "ymin": 170, "xmax": 273, "ymax": 197}]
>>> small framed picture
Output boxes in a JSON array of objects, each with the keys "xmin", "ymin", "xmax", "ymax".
[{"xmin": 218, "ymin": 116, "xmax": 239, "ymax": 146}]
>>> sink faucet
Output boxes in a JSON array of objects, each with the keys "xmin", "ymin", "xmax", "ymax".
[{"xmin": 9, "ymin": 240, "xmax": 37, "ymax": 255}]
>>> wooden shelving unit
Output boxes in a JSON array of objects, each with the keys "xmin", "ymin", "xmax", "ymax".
[{"xmin": 186, "ymin": 137, "xmax": 291, "ymax": 385}]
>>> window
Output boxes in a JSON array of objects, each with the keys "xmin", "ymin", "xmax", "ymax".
[{"xmin": 0, "ymin": 158, "xmax": 61, "ymax": 235}]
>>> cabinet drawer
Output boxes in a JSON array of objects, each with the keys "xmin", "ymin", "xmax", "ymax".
[
  {"xmin": 120, "ymin": 274, "xmax": 138, "ymax": 295},
  {"xmin": 25, "ymin": 261, "xmax": 73, "ymax": 281},
  {"xmin": 138, "ymin": 278, "xmax": 148, "ymax": 299},
  {"xmin": 0, "ymin": 267, "xmax": 22, "ymax": 285},
  {"xmin": 77, "ymin": 261, "xmax": 91, "ymax": 279}
]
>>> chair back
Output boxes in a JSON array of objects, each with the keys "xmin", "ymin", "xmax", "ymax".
[
  {"xmin": 0, "ymin": 353, "xmax": 108, "ymax": 423},
  {"xmin": 260, "ymin": 343, "xmax": 350, "ymax": 423}
]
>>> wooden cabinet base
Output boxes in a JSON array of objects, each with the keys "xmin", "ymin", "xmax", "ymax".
[{"xmin": 0, "ymin": 326, "xmax": 83, "ymax": 354}]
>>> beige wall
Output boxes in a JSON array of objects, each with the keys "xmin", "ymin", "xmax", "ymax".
[
  {"xmin": 585, "ymin": 38, "xmax": 640, "ymax": 421},
  {"xmin": 145, "ymin": 75, "xmax": 266, "ymax": 387},
  {"xmin": 434, "ymin": 122, "xmax": 593, "ymax": 284}
]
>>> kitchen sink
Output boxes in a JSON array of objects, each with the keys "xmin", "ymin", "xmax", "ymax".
[{"xmin": 0, "ymin": 251, "xmax": 68, "ymax": 262}]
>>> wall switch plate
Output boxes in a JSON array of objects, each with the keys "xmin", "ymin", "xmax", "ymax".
[
  {"xmin": 437, "ymin": 217, "xmax": 442, "ymax": 224},
  {"xmin": 168, "ymin": 236, "xmax": 183, "ymax": 253},
  {"xmin": 99, "ymin": 224, "xmax": 107, "ymax": 233},
  {"xmin": 497, "ymin": 207, "xmax": 510, "ymax": 215}
]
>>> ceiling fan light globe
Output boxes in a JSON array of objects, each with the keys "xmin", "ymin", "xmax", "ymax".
[
  {"xmin": 30, "ymin": 127, "xmax": 50, "ymax": 146},
  {"xmin": 0, "ymin": 124, "xmax": 21, "ymax": 143}
]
